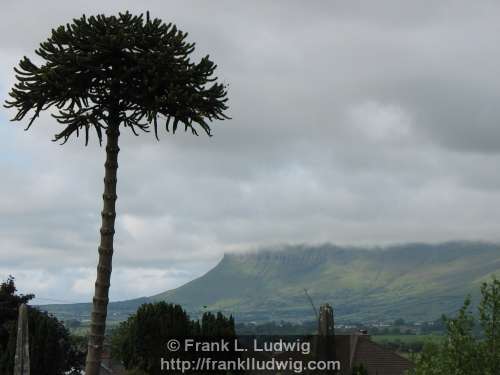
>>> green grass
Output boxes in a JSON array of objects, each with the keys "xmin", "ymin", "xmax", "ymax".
[
  {"xmin": 67, "ymin": 319, "xmax": 123, "ymax": 336},
  {"xmin": 372, "ymin": 334, "xmax": 445, "ymax": 345}
]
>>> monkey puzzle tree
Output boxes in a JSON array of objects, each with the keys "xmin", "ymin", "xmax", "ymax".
[{"xmin": 4, "ymin": 12, "xmax": 229, "ymax": 374}]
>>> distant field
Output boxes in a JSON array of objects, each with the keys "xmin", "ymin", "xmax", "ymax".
[
  {"xmin": 373, "ymin": 333, "xmax": 445, "ymax": 357},
  {"xmin": 68, "ymin": 320, "xmax": 122, "ymax": 336},
  {"xmin": 372, "ymin": 334, "xmax": 444, "ymax": 344}
]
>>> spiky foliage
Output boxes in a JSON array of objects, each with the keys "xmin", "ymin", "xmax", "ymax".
[
  {"xmin": 4, "ymin": 12, "xmax": 229, "ymax": 374},
  {"xmin": 4, "ymin": 11, "xmax": 229, "ymax": 144}
]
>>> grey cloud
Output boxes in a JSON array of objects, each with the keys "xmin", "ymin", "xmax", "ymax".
[{"xmin": 1, "ymin": 1, "xmax": 500, "ymax": 301}]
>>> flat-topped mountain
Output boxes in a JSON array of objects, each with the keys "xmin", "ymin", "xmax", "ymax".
[{"xmin": 41, "ymin": 241, "xmax": 500, "ymax": 323}]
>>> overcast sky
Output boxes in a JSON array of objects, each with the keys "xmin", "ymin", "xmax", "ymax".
[{"xmin": 1, "ymin": 1, "xmax": 500, "ymax": 303}]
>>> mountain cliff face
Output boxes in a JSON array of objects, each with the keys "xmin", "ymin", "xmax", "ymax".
[
  {"xmin": 149, "ymin": 242, "xmax": 500, "ymax": 322},
  {"xmin": 41, "ymin": 242, "xmax": 500, "ymax": 323}
]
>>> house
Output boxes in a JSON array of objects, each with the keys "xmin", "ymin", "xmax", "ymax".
[
  {"xmin": 335, "ymin": 332, "xmax": 414, "ymax": 375},
  {"xmin": 322, "ymin": 303, "xmax": 414, "ymax": 374},
  {"xmin": 270, "ymin": 302, "xmax": 414, "ymax": 375},
  {"xmin": 271, "ymin": 332, "xmax": 414, "ymax": 375}
]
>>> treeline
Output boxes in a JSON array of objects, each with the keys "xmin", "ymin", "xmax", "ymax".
[
  {"xmin": 111, "ymin": 301, "xmax": 236, "ymax": 374},
  {"xmin": 378, "ymin": 339, "xmax": 428, "ymax": 354},
  {"xmin": 410, "ymin": 277, "xmax": 500, "ymax": 375},
  {"xmin": 237, "ymin": 318, "xmax": 447, "ymax": 337},
  {"xmin": 1, "ymin": 276, "xmax": 238, "ymax": 375},
  {"xmin": 0, "ymin": 276, "xmax": 85, "ymax": 374},
  {"xmin": 236, "ymin": 320, "xmax": 317, "ymax": 335}
]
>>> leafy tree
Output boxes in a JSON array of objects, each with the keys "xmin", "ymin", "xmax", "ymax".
[
  {"xmin": 5, "ymin": 11, "xmax": 229, "ymax": 374},
  {"xmin": 410, "ymin": 301, "xmax": 480, "ymax": 375},
  {"xmin": 0, "ymin": 275, "xmax": 34, "ymax": 322},
  {"xmin": 112, "ymin": 302, "xmax": 191, "ymax": 374},
  {"xmin": 439, "ymin": 298, "xmax": 481, "ymax": 375},
  {"xmin": 409, "ymin": 277, "xmax": 500, "ymax": 375},
  {"xmin": 28, "ymin": 308, "xmax": 85, "ymax": 375},
  {"xmin": 0, "ymin": 276, "xmax": 33, "ymax": 372},
  {"xmin": 409, "ymin": 342, "xmax": 444, "ymax": 375},
  {"xmin": 194, "ymin": 311, "xmax": 235, "ymax": 336},
  {"xmin": 0, "ymin": 277, "xmax": 84, "ymax": 374},
  {"xmin": 112, "ymin": 302, "xmax": 236, "ymax": 374},
  {"xmin": 479, "ymin": 277, "xmax": 500, "ymax": 375}
]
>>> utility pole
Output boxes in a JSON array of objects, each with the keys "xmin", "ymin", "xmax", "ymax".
[{"xmin": 14, "ymin": 303, "xmax": 30, "ymax": 375}]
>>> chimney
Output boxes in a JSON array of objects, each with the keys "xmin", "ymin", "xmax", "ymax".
[
  {"xmin": 316, "ymin": 303, "xmax": 336, "ymax": 363},
  {"xmin": 318, "ymin": 304, "xmax": 335, "ymax": 336}
]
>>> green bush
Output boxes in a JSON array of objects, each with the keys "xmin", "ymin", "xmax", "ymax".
[{"xmin": 409, "ymin": 277, "xmax": 500, "ymax": 375}]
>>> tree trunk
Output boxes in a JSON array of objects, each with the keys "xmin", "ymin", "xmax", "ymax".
[{"xmin": 85, "ymin": 123, "xmax": 120, "ymax": 375}]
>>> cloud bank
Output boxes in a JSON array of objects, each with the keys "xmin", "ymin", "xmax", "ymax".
[{"xmin": 1, "ymin": 0, "xmax": 500, "ymax": 302}]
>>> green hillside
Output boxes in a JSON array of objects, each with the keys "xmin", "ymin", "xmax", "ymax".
[{"xmin": 40, "ymin": 241, "xmax": 500, "ymax": 323}]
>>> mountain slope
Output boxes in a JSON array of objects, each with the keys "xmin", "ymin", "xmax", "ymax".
[
  {"xmin": 150, "ymin": 242, "xmax": 500, "ymax": 321},
  {"xmin": 41, "ymin": 241, "xmax": 500, "ymax": 323}
]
